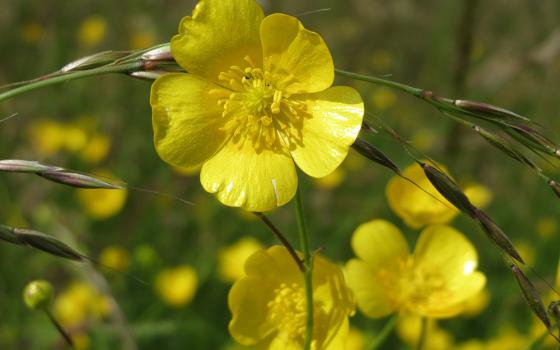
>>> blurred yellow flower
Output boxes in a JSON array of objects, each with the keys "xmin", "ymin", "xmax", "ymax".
[
  {"xmin": 217, "ymin": 237, "xmax": 263, "ymax": 282},
  {"xmin": 63, "ymin": 125, "xmax": 89, "ymax": 152},
  {"xmin": 155, "ymin": 265, "xmax": 198, "ymax": 307},
  {"xmin": 98, "ymin": 245, "xmax": 130, "ymax": 272},
  {"xmin": 72, "ymin": 333, "xmax": 91, "ymax": 350},
  {"xmin": 80, "ymin": 133, "xmax": 111, "ymax": 164},
  {"xmin": 228, "ymin": 246, "xmax": 355, "ymax": 349},
  {"xmin": 396, "ymin": 314, "xmax": 454, "ymax": 350},
  {"xmin": 386, "ymin": 162, "xmax": 492, "ymax": 228},
  {"xmin": 345, "ymin": 220, "xmax": 486, "ymax": 318},
  {"xmin": 485, "ymin": 328, "xmax": 528, "ymax": 350},
  {"xmin": 461, "ymin": 288, "xmax": 490, "ymax": 317},
  {"xmin": 27, "ymin": 119, "xmax": 65, "ymax": 156},
  {"xmin": 410, "ymin": 128, "xmax": 437, "ymax": 152},
  {"xmin": 20, "ymin": 22, "xmax": 46, "ymax": 44},
  {"xmin": 151, "ymin": 0, "xmax": 364, "ymax": 212},
  {"xmin": 173, "ymin": 164, "xmax": 202, "ymax": 177},
  {"xmin": 313, "ymin": 167, "xmax": 345, "ymax": 190},
  {"xmin": 53, "ymin": 282, "xmax": 111, "ymax": 327},
  {"xmin": 76, "ymin": 173, "xmax": 127, "ymax": 220},
  {"xmin": 77, "ymin": 15, "xmax": 107, "ymax": 47}
]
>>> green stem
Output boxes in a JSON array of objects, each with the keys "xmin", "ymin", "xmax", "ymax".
[
  {"xmin": 368, "ymin": 314, "xmax": 398, "ymax": 350},
  {"xmin": 294, "ymin": 185, "xmax": 313, "ymax": 350},
  {"xmin": 45, "ymin": 309, "xmax": 75, "ymax": 349},
  {"xmin": 416, "ymin": 317, "xmax": 428, "ymax": 350},
  {"xmin": 0, "ymin": 62, "xmax": 142, "ymax": 103},
  {"xmin": 335, "ymin": 69, "xmax": 424, "ymax": 98}
]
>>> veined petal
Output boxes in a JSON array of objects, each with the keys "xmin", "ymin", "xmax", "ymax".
[
  {"xmin": 412, "ymin": 225, "xmax": 486, "ymax": 317},
  {"xmin": 171, "ymin": 0, "xmax": 264, "ymax": 83},
  {"xmin": 351, "ymin": 219, "xmax": 409, "ymax": 268},
  {"xmin": 290, "ymin": 86, "xmax": 364, "ymax": 178},
  {"xmin": 344, "ymin": 259, "xmax": 396, "ymax": 318},
  {"xmin": 151, "ymin": 73, "xmax": 227, "ymax": 168},
  {"xmin": 200, "ymin": 140, "xmax": 297, "ymax": 212},
  {"xmin": 261, "ymin": 13, "xmax": 334, "ymax": 94}
]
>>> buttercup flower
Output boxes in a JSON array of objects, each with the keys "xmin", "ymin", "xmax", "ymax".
[
  {"xmin": 155, "ymin": 265, "xmax": 198, "ymax": 307},
  {"xmin": 217, "ymin": 236, "xmax": 263, "ymax": 283},
  {"xmin": 228, "ymin": 246, "xmax": 355, "ymax": 349},
  {"xmin": 151, "ymin": 0, "xmax": 364, "ymax": 212},
  {"xmin": 345, "ymin": 220, "xmax": 486, "ymax": 318},
  {"xmin": 386, "ymin": 162, "xmax": 492, "ymax": 228}
]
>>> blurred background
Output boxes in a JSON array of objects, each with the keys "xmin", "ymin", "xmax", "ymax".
[{"xmin": 1, "ymin": 0, "xmax": 560, "ymax": 349}]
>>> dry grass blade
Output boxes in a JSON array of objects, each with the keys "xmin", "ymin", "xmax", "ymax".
[
  {"xmin": 475, "ymin": 210, "xmax": 524, "ymax": 264},
  {"xmin": 38, "ymin": 170, "xmax": 124, "ymax": 189},
  {"xmin": 14, "ymin": 228, "xmax": 84, "ymax": 261}
]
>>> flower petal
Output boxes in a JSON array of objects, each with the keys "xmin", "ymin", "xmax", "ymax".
[
  {"xmin": 200, "ymin": 140, "xmax": 297, "ymax": 212},
  {"xmin": 351, "ymin": 219, "xmax": 409, "ymax": 268},
  {"xmin": 171, "ymin": 0, "xmax": 264, "ymax": 83},
  {"xmin": 412, "ymin": 225, "xmax": 486, "ymax": 317},
  {"xmin": 345, "ymin": 259, "xmax": 396, "ymax": 318},
  {"xmin": 151, "ymin": 73, "xmax": 227, "ymax": 168},
  {"xmin": 228, "ymin": 276, "xmax": 278, "ymax": 345},
  {"xmin": 386, "ymin": 162, "xmax": 458, "ymax": 229},
  {"xmin": 261, "ymin": 13, "xmax": 334, "ymax": 94},
  {"xmin": 289, "ymin": 86, "xmax": 364, "ymax": 178}
]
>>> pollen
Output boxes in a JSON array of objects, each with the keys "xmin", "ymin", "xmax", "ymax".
[{"xmin": 211, "ymin": 56, "xmax": 308, "ymax": 152}]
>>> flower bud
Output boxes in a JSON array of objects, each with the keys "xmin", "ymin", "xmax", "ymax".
[{"xmin": 23, "ymin": 280, "xmax": 54, "ymax": 310}]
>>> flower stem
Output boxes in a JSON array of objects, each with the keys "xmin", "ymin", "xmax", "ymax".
[
  {"xmin": 253, "ymin": 212, "xmax": 304, "ymax": 272},
  {"xmin": 45, "ymin": 309, "xmax": 75, "ymax": 349},
  {"xmin": 0, "ymin": 62, "xmax": 143, "ymax": 103},
  {"xmin": 416, "ymin": 317, "xmax": 428, "ymax": 350},
  {"xmin": 294, "ymin": 185, "xmax": 314, "ymax": 350},
  {"xmin": 368, "ymin": 314, "xmax": 398, "ymax": 350}
]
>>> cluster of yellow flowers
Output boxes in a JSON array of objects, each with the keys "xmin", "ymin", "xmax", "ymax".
[{"xmin": 145, "ymin": 0, "xmax": 497, "ymax": 348}]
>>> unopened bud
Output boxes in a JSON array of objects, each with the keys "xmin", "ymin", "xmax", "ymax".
[
  {"xmin": 476, "ymin": 210, "xmax": 524, "ymax": 264},
  {"xmin": 61, "ymin": 51, "xmax": 131, "ymax": 72},
  {"xmin": 511, "ymin": 265, "xmax": 552, "ymax": 331},
  {"xmin": 38, "ymin": 170, "xmax": 123, "ymax": 189},
  {"xmin": 0, "ymin": 159, "xmax": 57, "ymax": 173},
  {"xmin": 352, "ymin": 138, "xmax": 400, "ymax": 174},
  {"xmin": 419, "ymin": 162, "xmax": 477, "ymax": 218},
  {"xmin": 23, "ymin": 280, "xmax": 54, "ymax": 310},
  {"xmin": 455, "ymin": 99, "xmax": 530, "ymax": 122},
  {"xmin": 140, "ymin": 44, "xmax": 172, "ymax": 61},
  {"xmin": 15, "ymin": 228, "xmax": 84, "ymax": 261}
]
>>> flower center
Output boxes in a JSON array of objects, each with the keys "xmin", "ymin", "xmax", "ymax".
[
  {"xmin": 267, "ymin": 283, "xmax": 309, "ymax": 343},
  {"xmin": 211, "ymin": 57, "xmax": 308, "ymax": 152},
  {"xmin": 378, "ymin": 257, "xmax": 449, "ymax": 311}
]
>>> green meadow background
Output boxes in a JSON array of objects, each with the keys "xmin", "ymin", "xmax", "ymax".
[{"xmin": 1, "ymin": 0, "xmax": 560, "ymax": 349}]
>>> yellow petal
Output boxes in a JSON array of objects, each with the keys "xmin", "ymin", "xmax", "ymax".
[
  {"xmin": 261, "ymin": 13, "xmax": 334, "ymax": 94},
  {"xmin": 344, "ymin": 259, "xmax": 396, "ymax": 318},
  {"xmin": 200, "ymin": 139, "xmax": 297, "ymax": 212},
  {"xmin": 171, "ymin": 0, "xmax": 264, "ymax": 83},
  {"xmin": 412, "ymin": 225, "xmax": 486, "ymax": 317},
  {"xmin": 151, "ymin": 73, "xmax": 227, "ymax": 168},
  {"xmin": 290, "ymin": 86, "xmax": 364, "ymax": 178},
  {"xmin": 386, "ymin": 162, "xmax": 458, "ymax": 229},
  {"xmin": 228, "ymin": 276, "xmax": 278, "ymax": 345},
  {"xmin": 350, "ymin": 219, "xmax": 409, "ymax": 268}
]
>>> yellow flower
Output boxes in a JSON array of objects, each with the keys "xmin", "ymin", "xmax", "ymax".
[
  {"xmin": 218, "ymin": 237, "xmax": 263, "ymax": 283},
  {"xmin": 155, "ymin": 265, "xmax": 198, "ymax": 307},
  {"xmin": 461, "ymin": 288, "xmax": 490, "ymax": 317},
  {"xmin": 386, "ymin": 162, "xmax": 492, "ymax": 228},
  {"xmin": 53, "ymin": 282, "xmax": 111, "ymax": 327},
  {"xmin": 345, "ymin": 220, "xmax": 486, "ymax": 318},
  {"xmin": 27, "ymin": 119, "xmax": 65, "ymax": 156},
  {"xmin": 151, "ymin": 0, "xmax": 364, "ymax": 212},
  {"xmin": 76, "ymin": 172, "xmax": 127, "ymax": 220},
  {"xmin": 98, "ymin": 245, "xmax": 130, "ymax": 272},
  {"xmin": 228, "ymin": 246, "xmax": 355, "ymax": 349},
  {"xmin": 80, "ymin": 133, "xmax": 111, "ymax": 164},
  {"xmin": 346, "ymin": 327, "xmax": 365, "ymax": 350},
  {"xmin": 77, "ymin": 15, "xmax": 107, "ymax": 47}
]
